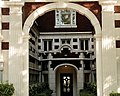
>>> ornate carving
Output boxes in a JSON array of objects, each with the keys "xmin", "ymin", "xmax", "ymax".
[{"xmin": 55, "ymin": 9, "xmax": 77, "ymax": 28}]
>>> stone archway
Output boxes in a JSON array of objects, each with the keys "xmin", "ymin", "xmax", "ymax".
[
  {"xmin": 23, "ymin": 2, "xmax": 101, "ymax": 35},
  {"xmin": 23, "ymin": 2, "xmax": 102, "ymax": 96}
]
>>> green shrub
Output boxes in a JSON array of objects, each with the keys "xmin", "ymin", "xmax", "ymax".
[
  {"xmin": 85, "ymin": 82, "xmax": 97, "ymax": 95},
  {"xmin": 0, "ymin": 82, "xmax": 15, "ymax": 96},
  {"xmin": 29, "ymin": 82, "xmax": 53, "ymax": 96},
  {"xmin": 110, "ymin": 91, "xmax": 120, "ymax": 96},
  {"xmin": 80, "ymin": 82, "xmax": 97, "ymax": 96},
  {"xmin": 79, "ymin": 90, "xmax": 95, "ymax": 96}
]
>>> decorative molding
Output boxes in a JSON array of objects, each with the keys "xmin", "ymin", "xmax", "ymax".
[
  {"xmin": 22, "ymin": 35, "xmax": 31, "ymax": 41},
  {"xmin": 94, "ymin": 34, "xmax": 102, "ymax": 39},
  {"xmin": 55, "ymin": 9, "xmax": 77, "ymax": 28},
  {"xmin": 6, "ymin": 1, "xmax": 24, "ymax": 7},
  {"xmin": 6, "ymin": 2, "xmax": 24, "ymax": 14},
  {"xmin": 99, "ymin": 0, "xmax": 117, "ymax": 5}
]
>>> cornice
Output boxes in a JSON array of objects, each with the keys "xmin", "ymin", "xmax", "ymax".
[
  {"xmin": 6, "ymin": 1, "xmax": 24, "ymax": 7},
  {"xmin": 99, "ymin": 0, "xmax": 117, "ymax": 5}
]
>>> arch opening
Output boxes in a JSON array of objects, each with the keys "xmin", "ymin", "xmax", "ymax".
[{"xmin": 23, "ymin": 2, "xmax": 102, "ymax": 96}]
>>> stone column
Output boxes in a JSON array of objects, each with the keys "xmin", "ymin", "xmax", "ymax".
[
  {"xmin": 0, "ymin": 25, "xmax": 3, "ymax": 82},
  {"xmin": 0, "ymin": 35, "xmax": 4, "ymax": 76},
  {"xmin": 99, "ymin": 0, "xmax": 117, "ymax": 96},
  {"xmin": 94, "ymin": 34, "xmax": 103, "ymax": 96},
  {"xmin": 8, "ymin": 2, "xmax": 29, "ymax": 96},
  {"xmin": 90, "ymin": 53, "xmax": 95, "ymax": 82},
  {"xmin": 22, "ymin": 35, "xmax": 29, "ymax": 96},
  {"xmin": 48, "ymin": 53, "xmax": 56, "ymax": 96},
  {"xmin": 90, "ymin": 64, "xmax": 95, "ymax": 83},
  {"xmin": 77, "ymin": 52, "xmax": 84, "ymax": 95}
]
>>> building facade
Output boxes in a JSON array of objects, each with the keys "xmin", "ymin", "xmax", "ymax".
[{"xmin": 0, "ymin": 0, "xmax": 120, "ymax": 96}]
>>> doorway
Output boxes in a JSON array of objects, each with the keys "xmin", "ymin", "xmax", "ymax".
[
  {"xmin": 55, "ymin": 64, "xmax": 77, "ymax": 96},
  {"xmin": 60, "ymin": 73, "xmax": 73, "ymax": 96}
]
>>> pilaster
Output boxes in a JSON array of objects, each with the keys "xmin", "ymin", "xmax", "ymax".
[
  {"xmin": 94, "ymin": 34, "xmax": 103, "ymax": 96},
  {"xmin": 48, "ymin": 53, "xmax": 56, "ymax": 96},
  {"xmin": 77, "ymin": 53, "xmax": 84, "ymax": 95},
  {"xmin": 100, "ymin": 0, "xmax": 117, "ymax": 95},
  {"xmin": 8, "ymin": 2, "xmax": 28, "ymax": 96},
  {"xmin": 0, "ymin": 7, "xmax": 3, "ymax": 62},
  {"xmin": 0, "ymin": 6, "xmax": 4, "ymax": 83}
]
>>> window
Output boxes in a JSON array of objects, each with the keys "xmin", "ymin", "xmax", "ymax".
[
  {"xmin": 115, "ymin": 20, "xmax": 120, "ymax": 28},
  {"xmin": 73, "ymin": 38, "xmax": 77, "ymax": 42},
  {"xmin": 55, "ymin": 45, "xmax": 59, "ymax": 49},
  {"xmin": 2, "ymin": 22, "xmax": 9, "ymax": 30},
  {"xmin": 67, "ymin": 40, "xmax": 70, "ymax": 44},
  {"xmin": 92, "ymin": 45, "xmax": 94, "ymax": 49},
  {"xmin": 38, "ymin": 46, "xmax": 41, "ymax": 49},
  {"xmin": 1, "ymin": 8, "xmax": 9, "ymax": 15},
  {"xmin": 38, "ymin": 39, "xmax": 41, "ymax": 42},
  {"xmin": 62, "ymin": 40, "xmax": 65, "ymax": 44},
  {"xmin": 54, "ymin": 39, "xmax": 59, "ymax": 42},
  {"xmin": 73, "ymin": 45, "xmax": 78, "ymax": 49},
  {"xmin": 55, "ymin": 9, "xmax": 77, "ymax": 28},
  {"xmin": 2, "ymin": 42, "xmax": 9, "ymax": 50},
  {"xmin": 80, "ymin": 39, "xmax": 89, "ymax": 50},
  {"xmin": 43, "ymin": 40, "xmax": 52, "ymax": 51},
  {"xmin": 85, "ymin": 40, "xmax": 88, "ymax": 50}
]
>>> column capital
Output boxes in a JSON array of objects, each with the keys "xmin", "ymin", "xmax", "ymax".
[
  {"xmin": 7, "ymin": 2, "xmax": 24, "ymax": 14},
  {"xmin": 22, "ymin": 35, "xmax": 30, "ymax": 41},
  {"xmin": 94, "ymin": 34, "xmax": 102, "ymax": 39},
  {"xmin": 99, "ymin": 0, "xmax": 117, "ymax": 12}
]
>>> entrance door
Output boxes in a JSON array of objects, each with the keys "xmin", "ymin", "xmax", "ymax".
[{"xmin": 60, "ymin": 73, "xmax": 73, "ymax": 96}]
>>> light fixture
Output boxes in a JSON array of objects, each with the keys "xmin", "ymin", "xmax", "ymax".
[{"xmin": 65, "ymin": 65, "xmax": 67, "ymax": 67}]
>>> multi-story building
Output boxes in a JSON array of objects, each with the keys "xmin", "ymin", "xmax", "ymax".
[{"xmin": 1, "ymin": 0, "xmax": 120, "ymax": 96}]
